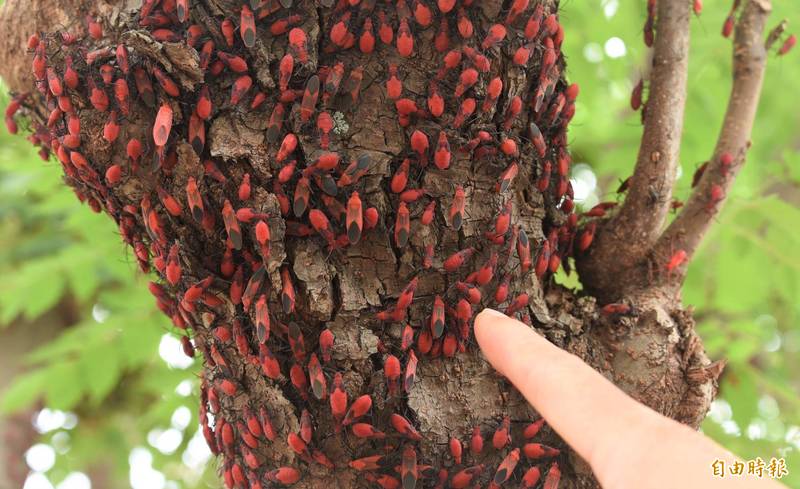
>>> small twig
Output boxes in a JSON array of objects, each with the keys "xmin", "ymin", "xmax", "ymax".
[
  {"xmin": 654, "ymin": 0, "xmax": 772, "ymax": 284},
  {"xmin": 577, "ymin": 0, "xmax": 692, "ymax": 295}
]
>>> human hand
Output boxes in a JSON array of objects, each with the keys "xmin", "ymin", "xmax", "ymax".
[{"xmin": 474, "ymin": 309, "xmax": 787, "ymax": 489}]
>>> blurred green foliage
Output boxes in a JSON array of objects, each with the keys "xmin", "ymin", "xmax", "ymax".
[{"xmin": 0, "ymin": 1, "xmax": 798, "ymax": 487}]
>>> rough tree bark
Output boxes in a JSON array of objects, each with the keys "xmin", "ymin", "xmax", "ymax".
[{"xmin": 0, "ymin": 0, "xmax": 778, "ymax": 487}]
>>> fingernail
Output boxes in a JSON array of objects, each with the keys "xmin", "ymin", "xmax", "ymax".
[{"xmin": 480, "ymin": 308, "xmax": 507, "ymax": 319}]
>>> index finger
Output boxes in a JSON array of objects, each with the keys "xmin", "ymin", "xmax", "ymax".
[{"xmin": 474, "ymin": 309, "xmax": 663, "ymax": 470}]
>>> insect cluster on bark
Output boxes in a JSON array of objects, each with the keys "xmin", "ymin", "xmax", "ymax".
[{"xmin": 4, "ymin": 0, "xmax": 609, "ymax": 487}]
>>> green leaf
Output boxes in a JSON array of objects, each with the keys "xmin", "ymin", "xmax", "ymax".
[{"xmin": 0, "ymin": 368, "xmax": 49, "ymax": 412}]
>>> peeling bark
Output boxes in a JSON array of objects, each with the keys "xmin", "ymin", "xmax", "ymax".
[{"xmin": 0, "ymin": 1, "xmax": 722, "ymax": 488}]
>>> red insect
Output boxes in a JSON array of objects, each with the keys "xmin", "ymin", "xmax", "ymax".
[
  {"xmin": 322, "ymin": 62, "xmax": 345, "ymax": 105},
  {"xmin": 506, "ymin": 293, "xmax": 530, "ymax": 316},
  {"xmin": 219, "ymin": 200, "xmax": 242, "ymax": 249},
  {"xmin": 401, "ymin": 324, "xmax": 415, "ymax": 351},
  {"xmin": 342, "ymin": 394, "xmax": 372, "ymax": 426},
  {"xmin": 455, "ymin": 68, "xmax": 479, "ymax": 97},
  {"xmin": 349, "ymin": 455, "xmax": 384, "ymax": 472},
  {"xmin": 722, "ymin": 14, "xmax": 734, "ymax": 38},
  {"xmin": 257, "ymin": 343, "xmax": 280, "ymax": 378},
  {"xmin": 543, "ymin": 462, "xmax": 561, "ymax": 489},
  {"xmin": 492, "ymin": 416, "xmax": 511, "ymax": 449},
  {"xmin": 152, "ymin": 103, "xmax": 173, "ymax": 147},
  {"xmin": 427, "ymin": 82, "xmax": 444, "ymax": 117},
  {"xmin": 420, "ymin": 201, "xmax": 436, "ymax": 226},
  {"xmin": 457, "ymin": 8, "xmax": 474, "ymax": 38},
  {"xmin": 708, "ymin": 183, "xmax": 725, "ymax": 211},
  {"xmin": 270, "ymin": 14, "xmax": 302, "ymax": 35},
  {"xmin": 377, "ymin": 10, "xmax": 394, "ymax": 44},
  {"xmin": 523, "ymin": 443, "xmax": 561, "ymax": 459},
  {"xmin": 165, "ymin": 243, "xmax": 181, "ymax": 285},
  {"xmin": 240, "ymin": 5, "xmax": 256, "ymax": 47},
  {"xmin": 87, "ymin": 77, "xmax": 109, "ymax": 112},
  {"xmin": 105, "ymin": 164, "xmax": 123, "ymax": 186},
  {"xmin": 288, "ymin": 322, "xmax": 307, "ymax": 362},
  {"xmin": 577, "ymin": 222, "xmax": 596, "ymax": 252},
  {"xmin": 279, "ymin": 54, "xmax": 294, "ymax": 92},
  {"xmin": 281, "ymin": 267, "xmax": 296, "ymax": 313},
  {"xmin": 482, "ymin": 23, "xmax": 507, "ymax": 49},
  {"xmin": 503, "ymin": 97, "xmax": 523, "ymax": 130},
  {"xmin": 260, "ymin": 407, "xmax": 277, "ymax": 441},
  {"xmin": 491, "ymin": 448, "xmax": 520, "ymax": 487},
  {"xmin": 185, "ymin": 177, "xmax": 205, "ymax": 222},
  {"xmin": 410, "ymin": 130, "xmax": 429, "ymax": 165},
  {"xmin": 352, "ymin": 423, "xmax": 386, "ymax": 439},
  {"xmin": 387, "ymin": 64, "xmax": 402, "ymax": 99},
  {"xmin": 666, "ymin": 249, "xmax": 688, "ymax": 273},
  {"xmin": 470, "ymin": 426, "xmax": 483, "ymax": 455},
  {"xmin": 308, "ymin": 353, "xmax": 327, "ymax": 400},
  {"xmin": 522, "ymin": 467, "xmax": 541, "ymax": 488},
  {"xmin": 438, "ymin": 0, "xmax": 456, "ymax": 12},
  {"xmin": 506, "ymin": 0, "xmax": 530, "ymax": 24},
  {"xmin": 391, "ymin": 158, "xmax": 411, "ymax": 194},
  {"xmin": 384, "ymin": 354, "xmax": 401, "ymax": 395},
  {"xmin": 64, "ymin": 56, "xmax": 79, "ymax": 89},
  {"xmin": 103, "ymin": 111, "xmax": 120, "ymax": 142},
  {"xmin": 343, "ymin": 66, "xmax": 365, "ymax": 106},
  {"xmin": 300, "ymin": 75, "xmax": 320, "ymax": 122},
  {"xmin": 253, "ymin": 220, "xmax": 270, "ymax": 262},
  {"xmin": 289, "ymin": 28, "xmax": 309, "ymax": 63},
  {"xmin": 198, "ymin": 40, "xmax": 214, "ymax": 71},
  {"xmin": 364, "ymin": 207, "xmax": 379, "ymax": 230},
  {"xmin": 779, "ymin": 34, "xmax": 797, "ymax": 56},
  {"xmin": 449, "ymin": 186, "xmax": 466, "ymax": 230},
  {"xmin": 397, "ymin": 18, "xmax": 414, "ymax": 57},
  {"xmin": 391, "ymin": 413, "xmax": 422, "ymax": 441},
  {"xmin": 219, "ymin": 18, "xmax": 235, "ymax": 47},
  {"xmin": 254, "ymin": 294, "xmax": 271, "ymax": 343},
  {"xmin": 456, "ymin": 281, "xmax": 481, "ymax": 304},
  {"xmin": 404, "ymin": 350, "xmax": 418, "ymax": 393},
  {"xmin": 395, "ymin": 277, "xmax": 419, "ymax": 313},
  {"xmin": 151, "ymin": 67, "xmax": 180, "ymax": 97},
  {"xmin": 395, "ymin": 202, "xmax": 410, "ymax": 248},
  {"xmin": 451, "ymin": 465, "xmax": 484, "ymax": 489},
  {"xmin": 290, "ymin": 362, "xmax": 309, "ymax": 399},
  {"xmin": 330, "ymin": 12, "xmax": 353, "ymax": 48},
  {"xmin": 330, "ymin": 373, "xmax": 348, "ymax": 427},
  {"xmin": 401, "ymin": 445, "xmax": 418, "ymax": 489},
  {"xmin": 453, "ymin": 98, "xmax": 476, "ymax": 128},
  {"xmin": 317, "ymin": 112, "xmax": 334, "ymax": 149},
  {"xmin": 267, "ymin": 467, "xmax": 301, "ymax": 485},
  {"xmin": 360, "ymin": 17, "xmax": 376, "ymax": 53},
  {"xmin": 449, "ymin": 437, "xmax": 463, "ymax": 465},
  {"xmin": 346, "ymin": 192, "xmax": 364, "ymax": 244},
  {"xmin": 230, "ymin": 75, "xmax": 252, "ymax": 105},
  {"xmin": 524, "ymin": 420, "xmax": 545, "ymax": 440},
  {"xmin": 444, "ymin": 247, "xmax": 475, "ymax": 272},
  {"xmin": 188, "ymin": 113, "xmax": 205, "ymax": 155},
  {"xmin": 319, "ymin": 328, "xmax": 334, "ymax": 363},
  {"xmin": 433, "ymin": 131, "xmax": 451, "ymax": 170},
  {"xmin": 430, "ymin": 295, "xmax": 445, "ymax": 339}
]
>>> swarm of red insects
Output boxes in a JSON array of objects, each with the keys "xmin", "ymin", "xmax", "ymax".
[{"xmin": 7, "ymin": 0, "xmax": 590, "ymax": 486}]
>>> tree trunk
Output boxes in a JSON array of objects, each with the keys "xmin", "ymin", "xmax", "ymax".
[{"xmin": 0, "ymin": 1, "xmax": 721, "ymax": 487}]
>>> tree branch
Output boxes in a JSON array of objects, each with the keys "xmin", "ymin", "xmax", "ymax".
[
  {"xmin": 576, "ymin": 0, "xmax": 691, "ymax": 297},
  {"xmin": 653, "ymin": 0, "xmax": 772, "ymax": 284}
]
